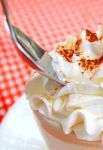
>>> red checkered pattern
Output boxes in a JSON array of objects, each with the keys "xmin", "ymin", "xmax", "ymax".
[
  {"xmin": 0, "ymin": 38, "xmax": 31, "ymax": 120},
  {"xmin": 0, "ymin": 0, "xmax": 103, "ymax": 122}
]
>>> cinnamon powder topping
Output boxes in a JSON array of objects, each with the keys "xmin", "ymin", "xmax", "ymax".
[
  {"xmin": 56, "ymin": 39, "xmax": 81, "ymax": 62},
  {"xmin": 79, "ymin": 57, "xmax": 103, "ymax": 71},
  {"xmin": 75, "ymin": 39, "xmax": 82, "ymax": 50},
  {"xmin": 86, "ymin": 29, "xmax": 98, "ymax": 42}
]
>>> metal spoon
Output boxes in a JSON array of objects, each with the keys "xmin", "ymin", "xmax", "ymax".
[{"xmin": 1, "ymin": 0, "xmax": 65, "ymax": 85}]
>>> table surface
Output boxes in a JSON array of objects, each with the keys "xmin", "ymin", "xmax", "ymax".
[{"xmin": 0, "ymin": 0, "xmax": 103, "ymax": 122}]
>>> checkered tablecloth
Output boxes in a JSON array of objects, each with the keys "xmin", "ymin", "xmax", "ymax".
[{"xmin": 0, "ymin": 0, "xmax": 103, "ymax": 122}]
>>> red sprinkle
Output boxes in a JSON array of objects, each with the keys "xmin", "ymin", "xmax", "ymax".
[
  {"xmin": 56, "ymin": 39, "xmax": 81, "ymax": 62},
  {"xmin": 79, "ymin": 56, "xmax": 103, "ymax": 71},
  {"xmin": 86, "ymin": 29, "xmax": 98, "ymax": 42}
]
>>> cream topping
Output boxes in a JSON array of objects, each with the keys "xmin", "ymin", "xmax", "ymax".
[
  {"xmin": 49, "ymin": 24, "xmax": 103, "ymax": 83},
  {"xmin": 26, "ymin": 73, "xmax": 103, "ymax": 141},
  {"xmin": 26, "ymin": 25, "xmax": 103, "ymax": 142}
]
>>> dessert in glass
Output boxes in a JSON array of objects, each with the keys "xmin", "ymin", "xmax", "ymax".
[{"xmin": 25, "ymin": 24, "xmax": 103, "ymax": 150}]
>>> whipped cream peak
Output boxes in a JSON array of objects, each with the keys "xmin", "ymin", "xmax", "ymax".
[
  {"xmin": 97, "ymin": 24, "xmax": 103, "ymax": 38},
  {"xmin": 55, "ymin": 25, "xmax": 103, "ymax": 60},
  {"xmin": 49, "ymin": 24, "xmax": 103, "ymax": 82},
  {"xmin": 79, "ymin": 28, "xmax": 103, "ymax": 60}
]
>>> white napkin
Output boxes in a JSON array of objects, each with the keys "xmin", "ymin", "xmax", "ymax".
[{"xmin": 0, "ymin": 95, "xmax": 48, "ymax": 150}]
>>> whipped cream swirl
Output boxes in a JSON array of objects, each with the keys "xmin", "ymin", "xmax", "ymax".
[{"xmin": 26, "ymin": 25, "xmax": 103, "ymax": 141}]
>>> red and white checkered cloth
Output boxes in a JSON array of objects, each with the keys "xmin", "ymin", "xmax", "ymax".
[{"xmin": 0, "ymin": 0, "xmax": 103, "ymax": 122}]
